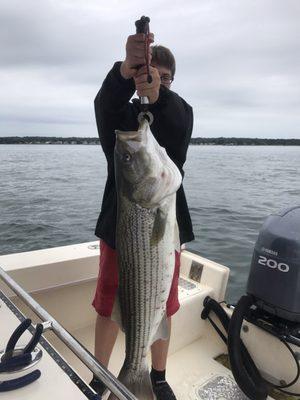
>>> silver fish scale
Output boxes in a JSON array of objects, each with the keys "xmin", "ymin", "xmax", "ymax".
[{"xmin": 117, "ymin": 197, "xmax": 175, "ymax": 372}]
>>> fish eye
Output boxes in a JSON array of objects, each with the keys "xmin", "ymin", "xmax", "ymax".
[{"xmin": 122, "ymin": 152, "xmax": 132, "ymax": 162}]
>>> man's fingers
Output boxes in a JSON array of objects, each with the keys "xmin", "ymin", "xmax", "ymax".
[
  {"xmin": 148, "ymin": 33, "xmax": 154, "ymax": 43},
  {"xmin": 134, "ymin": 73, "xmax": 147, "ymax": 84},
  {"xmin": 127, "ymin": 43, "xmax": 145, "ymax": 53},
  {"xmin": 132, "ymin": 42, "xmax": 146, "ymax": 50},
  {"xmin": 135, "ymin": 65, "xmax": 149, "ymax": 76},
  {"xmin": 127, "ymin": 47, "xmax": 151, "ymax": 67},
  {"xmin": 127, "ymin": 43, "xmax": 145, "ymax": 54},
  {"xmin": 126, "ymin": 32, "xmax": 154, "ymax": 70},
  {"xmin": 134, "ymin": 74, "xmax": 154, "ymax": 85},
  {"xmin": 134, "ymin": 32, "xmax": 154, "ymax": 42},
  {"xmin": 128, "ymin": 53, "xmax": 146, "ymax": 64},
  {"xmin": 135, "ymin": 74, "xmax": 160, "ymax": 88},
  {"xmin": 135, "ymin": 76, "xmax": 160, "ymax": 89},
  {"xmin": 136, "ymin": 88, "xmax": 157, "ymax": 99},
  {"xmin": 128, "ymin": 33, "xmax": 154, "ymax": 44},
  {"xmin": 136, "ymin": 83, "xmax": 157, "ymax": 92},
  {"xmin": 135, "ymin": 65, "xmax": 158, "ymax": 78},
  {"xmin": 128, "ymin": 33, "xmax": 146, "ymax": 42},
  {"xmin": 123, "ymin": 32, "xmax": 155, "ymax": 79},
  {"xmin": 130, "ymin": 56, "xmax": 147, "ymax": 67}
]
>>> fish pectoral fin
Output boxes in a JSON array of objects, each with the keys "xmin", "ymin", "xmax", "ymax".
[
  {"xmin": 150, "ymin": 314, "xmax": 169, "ymax": 345},
  {"xmin": 111, "ymin": 294, "xmax": 124, "ymax": 331},
  {"xmin": 150, "ymin": 208, "xmax": 167, "ymax": 246}
]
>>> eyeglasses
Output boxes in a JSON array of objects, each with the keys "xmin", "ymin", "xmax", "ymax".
[{"xmin": 160, "ymin": 74, "xmax": 173, "ymax": 85}]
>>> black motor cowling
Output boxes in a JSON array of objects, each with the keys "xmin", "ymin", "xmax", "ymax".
[
  {"xmin": 247, "ymin": 206, "xmax": 300, "ymax": 322},
  {"xmin": 202, "ymin": 206, "xmax": 300, "ymax": 400}
]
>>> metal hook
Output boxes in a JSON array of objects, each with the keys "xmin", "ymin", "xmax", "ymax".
[{"xmin": 138, "ymin": 111, "xmax": 154, "ymax": 125}]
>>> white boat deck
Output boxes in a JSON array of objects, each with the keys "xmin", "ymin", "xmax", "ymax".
[
  {"xmin": 0, "ymin": 242, "xmax": 291, "ymax": 399},
  {"xmin": 0, "ymin": 297, "xmax": 92, "ymax": 400},
  {"xmin": 50, "ymin": 322, "xmax": 239, "ymax": 400},
  {"xmin": 0, "ymin": 279, "xmax": 241, "ymax": 400}
]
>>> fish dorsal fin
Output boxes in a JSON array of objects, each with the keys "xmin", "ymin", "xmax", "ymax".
[{"xmin": 150, "ymin": 207, "xmax": 167, "ymax": 246}]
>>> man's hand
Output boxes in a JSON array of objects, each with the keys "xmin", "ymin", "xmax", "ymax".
[
  {"xmin": 120, "ymin": 33, "xmax": 154, "ymax": 80},
  {"xmin": 134, "ymin": 65, "xmax": 160, "ymax": 104}
]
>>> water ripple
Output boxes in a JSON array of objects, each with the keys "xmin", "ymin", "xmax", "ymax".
[{"xmin": 1, "ymin": 144, "xmax": 300, "ymax": 302}]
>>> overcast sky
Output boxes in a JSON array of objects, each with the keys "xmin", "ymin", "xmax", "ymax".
[{"xmin": 1, "ymin": 0, "xmax": 299, "ymax": 138}]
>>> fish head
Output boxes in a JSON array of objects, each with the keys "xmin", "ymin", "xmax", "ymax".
[{"xmin": 114, "ymin": 118, "xmax": 182, "ymax": 208}]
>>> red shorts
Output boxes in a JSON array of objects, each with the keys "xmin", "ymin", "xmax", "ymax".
[{"xmin": 92, "ymin": 240, "xmax": 181, "ymax": 318}]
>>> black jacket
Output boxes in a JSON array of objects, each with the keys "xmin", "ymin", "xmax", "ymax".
[{"xmin": 94, "ymin": 61, "xmax": 194, "ymax": 248}]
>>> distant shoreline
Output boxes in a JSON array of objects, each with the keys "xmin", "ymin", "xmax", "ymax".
[{"xmin": 0, "ymin": 137, "xmax": 299, "ymax": 146}]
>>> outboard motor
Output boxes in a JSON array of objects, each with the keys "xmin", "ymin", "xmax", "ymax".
[
  {"xmin": 202, "ymin": 206, "xmax": 300, "ymax": 400},
  {"xmin": 247, "ymin": 206, "xmax": 300, "ymax": 321}
]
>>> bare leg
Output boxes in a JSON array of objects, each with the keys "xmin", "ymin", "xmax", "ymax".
[
  {"xmin": 151, "ymin": 317, "xmax": 171, "ymax": 370},
  {"xmin": 94, "ymin": 314, "xmax": 119, "ymax": 367}
]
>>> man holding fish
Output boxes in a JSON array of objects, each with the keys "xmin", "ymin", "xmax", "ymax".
[{"xmin": 91, "ymin": 24, "xmax": 194, "ymax": 400}]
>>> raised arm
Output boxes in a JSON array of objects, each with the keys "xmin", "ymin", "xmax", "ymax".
[
  {"xmin": 94, "ymin": 62, "xmax": 135, "ymax": 157},
  {"xmin": 94, "ymin": 33, "xmax": 154, "ymax": 157}
]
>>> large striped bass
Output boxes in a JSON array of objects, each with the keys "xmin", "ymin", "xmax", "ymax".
[{"xmin": 109, "ymin": 118, "xmax": 182, "ymax": 400}]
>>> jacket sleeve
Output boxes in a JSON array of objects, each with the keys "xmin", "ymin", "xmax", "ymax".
[
  {"xmin": 94, "ymin": 62, "xmax": 136, "ymax": 158},
  {"xmin": 149, "ymin": 86, "xmax": 194, "ymax": 176}
]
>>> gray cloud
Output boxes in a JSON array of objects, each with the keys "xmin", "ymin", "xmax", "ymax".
[{"xmin": 0, "ymin": 0, "xmax": 299, "ymax": 138}]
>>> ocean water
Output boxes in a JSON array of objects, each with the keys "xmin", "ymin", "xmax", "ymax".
[{"xmin": 0, "ymin": 144, "xmax": 299, "ymax": 301}]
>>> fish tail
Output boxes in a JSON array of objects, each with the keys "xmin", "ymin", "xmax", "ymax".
[{"xmin": 108, "ymin": 361, "xmax": 154, "ymax": 400}]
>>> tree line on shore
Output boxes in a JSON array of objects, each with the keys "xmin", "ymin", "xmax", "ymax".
[
  {"xmin": 0, "ymin": 136, "xmax": 299, "ymax": 146},
  {"xmin": 0, "ymin": 137, "xmax": 100, "ymax": 145},
  {"xmin": 190, "ymin": 137, "xmax": 300, "ymax": 145}
]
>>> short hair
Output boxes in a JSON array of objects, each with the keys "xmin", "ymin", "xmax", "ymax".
[{"xmin": 151, "ymin": 45, "xmax": 176, "ymax": 79}]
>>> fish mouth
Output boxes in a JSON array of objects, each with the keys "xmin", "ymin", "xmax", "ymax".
[
  {"xmin": 116, "ymin": 130, "xmax": 143, "ymax": 142},
  {"xmin": 115, "ymin": 119, "xmax": 147, "ymax": 143}
]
